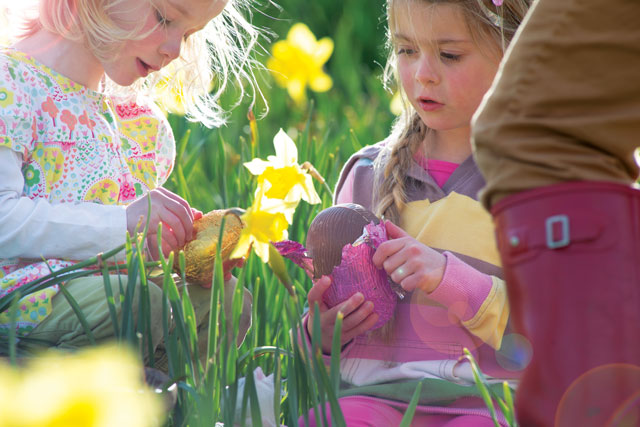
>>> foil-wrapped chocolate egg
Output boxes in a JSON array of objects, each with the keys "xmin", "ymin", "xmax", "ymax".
[
  {"xmin": 305, "ymin": 203, "xmax": 380, "ymax": 279},
  {"xmin": 305, "ymin": 203, "xmax": 397, "ymax": 329}
]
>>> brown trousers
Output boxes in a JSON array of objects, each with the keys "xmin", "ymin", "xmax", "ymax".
[{"xmin": 473, "ymin": 0, "xmax": 640, "ymax": 209}]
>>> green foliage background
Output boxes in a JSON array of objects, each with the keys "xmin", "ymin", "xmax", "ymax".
[
  {"xmin": 165, "ymin": 0, "xmax": 393, "ymax": 211},
  {"xmin": 160, "ymin": 1, "xmax": 401, "ymax": 424}
]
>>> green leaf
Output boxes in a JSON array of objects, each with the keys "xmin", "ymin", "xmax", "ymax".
[{"xmin": 399, "ymin": 380, "xmax": 423, "ymax": 427}]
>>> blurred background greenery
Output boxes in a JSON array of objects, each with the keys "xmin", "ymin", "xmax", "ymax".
[
  {"xmin": 165, "ymin": 0, "xmax": 394, "ymax": 214},
  {"xmin": 156, "ymin": 1, "xmax": 404, "ymax": 423}
]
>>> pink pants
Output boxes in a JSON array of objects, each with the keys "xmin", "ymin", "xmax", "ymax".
[{"xmin": 299, "ymin": 396, "xmax": 497, "ymax": 427}]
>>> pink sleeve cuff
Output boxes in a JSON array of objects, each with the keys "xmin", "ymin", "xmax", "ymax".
[{"xmin": 427, "ymin": 252, "xmax": 493, "ymax": 321}]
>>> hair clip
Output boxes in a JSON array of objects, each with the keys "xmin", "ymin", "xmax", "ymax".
[{"xmin": 477, "ymin": 0, "xmax": 504, "ymax": 27}]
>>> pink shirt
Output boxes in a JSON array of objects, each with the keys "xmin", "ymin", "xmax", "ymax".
[{"xmin": 421, "ymin": 158, "xmax": 459, "ymax": 188}]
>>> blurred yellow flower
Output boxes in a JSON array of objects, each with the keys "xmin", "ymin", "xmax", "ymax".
[
  {"xmin": 0, "ymin": 345, "xmax": 163, "ymax": 427},
  {"xmin": 243, "ymin": 129, "xmax": 321, "ymax": 205},
  {"xmin": 230, "ymin": 184, "xmax": 297, "ymax": 263},
  {"xmin": 390, "ymin": 91, "xmax": 404, "ymax": 116},
  {"xmin": 267, "ymin": 23, "xmax": 334, "ymax": 104},
  {"xmin": 153, "ymin": 71, "xmax": 187, "ymax": 116},
  {"xmin": 153, "ymin": 65, "xmax": 214, "ymax": 116}
]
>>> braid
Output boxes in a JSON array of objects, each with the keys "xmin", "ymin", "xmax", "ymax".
[{"xmin": 374, "ymin": 112, "xmax": 426, "ymax": 223}]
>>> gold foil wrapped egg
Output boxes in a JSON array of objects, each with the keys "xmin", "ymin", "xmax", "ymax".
[{"xmin": 177, "ymin": 209, "xmax": 243, "ymax": 285}]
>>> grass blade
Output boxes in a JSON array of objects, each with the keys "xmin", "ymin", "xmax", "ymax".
[
  {"xmin": 398, "ymin": 380, "xmax": 423, "ymax": 427},
  {"xmin": 8, "ymin": 290, "xmax": 21, "ymax": 364},
  {"xmin": 58, "ymin": 284, "xmax": 96, "ymax": 345}
]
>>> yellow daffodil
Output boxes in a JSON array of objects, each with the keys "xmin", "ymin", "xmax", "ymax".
[
  {"xmin": 266, "ymin": 23, "xmax": 334, "ymax": 104},
  {"xmin": 230, "ymin": 184, "xmax": 298, "ymax": 263},
  {"xmin": 152, "ymin": 64, "xmax": 214, "ymax": 116},
  {"xmin": 153, "ymin": 71, "xmax": 187, "ymax": 116},
  {"xmin": 390, "ymin": 91, "xmax": 404, "ymax": 116},
  {"xmin": 243, "ymin": 129, "xmax": 321, "ymax": 205},
  {"xmin": 0, "ymin": 345, "xmax": 162, "ymax": 427}
]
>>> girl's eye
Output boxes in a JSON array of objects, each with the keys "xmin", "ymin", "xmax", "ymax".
[
  {"xmin": 154, "ymin": 8, "xmax": 171, "ymax": 26},
  {"xmin": 440, "ymin": 52, "xmax": 461, "ymax": 62},
  {"xmin": 397, "ymin": 47, "xmax": 416, "ymax": 56}
]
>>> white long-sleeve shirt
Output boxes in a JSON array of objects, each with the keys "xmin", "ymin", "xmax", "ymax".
[
  {"xmin": 0, "ymin": 147, "xmax": 127, "ymax": 260},
  {"xmin": 0, "ymin": 47, "xmax": 174, "ymax": 334}
]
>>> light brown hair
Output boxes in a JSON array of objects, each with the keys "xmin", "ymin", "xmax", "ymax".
[{"xmin": 374, "ymin": 0, "xmax": 531, "ymax": 223}]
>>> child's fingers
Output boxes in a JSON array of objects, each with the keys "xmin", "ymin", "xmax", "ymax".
[
  {"xmin": 147, "ymin": 238, "xmax": 160, "ymax": 261},
  {"xmin": 384, "ymin": 220, "xmax": 410, "ymax": 239},
  {"xmin": 222, "ymin": 258, "xmax": 244, "ymax": 281},
  {"xmin": 146, "ymin": 235, "xmax": 172, "ymax": 261},
  {"xmin": 397, "ymin": 270, "xmax": 428, "ymax": 293},
  {"xmin": 389, "ymin": 260, "xmax": 412, "ymax": 284},
  {"xmin": 332, "ymin": 292, "xmax": 365, "ymax": 318},
  {"xmin": 372, "ymin": 238, "xmax": 404, "ymax": 268},
  {"xmin": 341, "ymin": 300, "xmax": 375, "ymax": 331},
  {"xmin": 342, "ymin": 312, "xmax": 379, "ymax": 344},
  {"xmin": 149, "ymin": 188, "xmax": 194, "ymax": 242},
  {"xmin": 157, "ymin": 187, "xmax": 194, "ymax": 220},
  {"xmin": 160, "ymin": 200, "xmax": 193, "ymax": 246},
  {"xmin": 157, "ymin": 223, "xmax": 179, "ymax": 249},
  {"xmin": 191, "ymin": 208, "xmax": 203, "ymax": 221},
  {"xmin": 308, "ymin": 276, "xmax": 332, "ymax": 308}
]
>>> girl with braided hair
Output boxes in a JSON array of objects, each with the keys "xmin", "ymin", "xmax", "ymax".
[{"xmin": 301, "ymin": 1, "xmax": 531, "ymax": 425}]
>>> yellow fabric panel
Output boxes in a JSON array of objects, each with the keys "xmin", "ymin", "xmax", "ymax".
[
  {"xmin": 462, "ymin": 276, "xmax": 509, "ymax": 349},
  {"xmin": 399, "ymin": 192, "xmax": 501, "ymax": 267}
]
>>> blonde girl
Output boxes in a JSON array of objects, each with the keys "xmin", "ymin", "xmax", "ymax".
[
  {"xmin": 302, "ymin": 1, "xmax": 530, "ymax": 425},
  {"xmin": 0, "ymin": 0, "xmax": 257, "ymax": 354}
]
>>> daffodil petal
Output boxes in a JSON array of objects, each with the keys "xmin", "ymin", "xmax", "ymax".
[
  {"xmin": 230, "ymin": 231, "xmax": 253, "ymax": 259},
  {"xmin": 253, "ymin": 241, "xmax": 271, "ymax": 263},
  {"xmin": 287, "ymin": 79, "xmax": 307, "ymax": 105},
  {"xmin": 266, "ymin": 23, "xmax": 333, "ymax": 103},
  {"xmin": 303, "ymin": 174, "xmax": 322, "ymax": 204},
  {"xmin": 243, "ymin": 158, "xmax": 271, "ymax": 176},
  {"xmin": 273, "ymin": 129, "xmax": 299, "ymax": 166},
  {"xmin": 266, "ymin": 58, "xmax": 290, "ymax": 88},
  {"xmin": 309, "ymin": 72, "xmax": 333, "ymax": 93},
  {"xmin": 271, "ymin": 40, "xmax": 296, "ymax": 61},
  {"xmin": 288, "ymin": 23, "xmax": 317, "ymax": 53},
  {"xmin": 313, "ymin": 38, "xmax": 334, "ymax": 64}
]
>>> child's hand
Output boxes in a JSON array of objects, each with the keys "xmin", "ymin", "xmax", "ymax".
[
  {"xmin": 306, "ymin": 276, "xmax": 379, "ymax": 354},
  {"xmin": 126, "ymin": 188, "xmax": 195, "ymax": 260},
  {"xmin": 372, "ymin": 221, "xmax": 446, "ymax": 294}
]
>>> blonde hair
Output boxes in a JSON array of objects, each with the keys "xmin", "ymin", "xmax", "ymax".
[
  {"xmin": 15, "ymin": 0, "xmax": 264, "ymax": 127},
  {"xmin": 374, "ymin": 0, "xmax": 531, "ymax": 222}
]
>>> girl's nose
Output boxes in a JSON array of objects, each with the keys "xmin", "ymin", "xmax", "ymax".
[
  {"xmin": 415, "ymin": 55, "xmax": 439, "ymax": 85},
  {"xmin": 159, "ymin": 32, "xmax": 182, "ymax": 63}
]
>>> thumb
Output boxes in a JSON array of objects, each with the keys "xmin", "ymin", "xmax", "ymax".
[
  {"xmin": 384, "ymin": 220, "xmax": 409, "ymax": 239},
  {"xmin": 192, "ymin": 208, "xmax": 203, "ymax": 221}
]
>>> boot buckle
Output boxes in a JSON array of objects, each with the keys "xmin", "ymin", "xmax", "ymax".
[{"xmin": 546, "ymin": 215, "xmax": 570, "ymax": 249}]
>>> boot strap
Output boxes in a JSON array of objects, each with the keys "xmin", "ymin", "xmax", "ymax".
[{"xmin": 501, "ymin": 211, "xmax": 608, "ymax": 262}]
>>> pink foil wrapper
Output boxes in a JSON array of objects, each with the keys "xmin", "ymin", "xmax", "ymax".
[{"xmin": 275, "ymin": 221, "xmax": 397, "ymax": 330}]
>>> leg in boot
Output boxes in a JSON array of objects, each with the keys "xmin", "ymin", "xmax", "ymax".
[{"xmin": 493, "ymin": 181, "xmax": 640, "ymax": 426}]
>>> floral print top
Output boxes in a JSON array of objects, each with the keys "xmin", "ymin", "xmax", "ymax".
[{"xmin": 0, "ymin": 48, "xmax": 175, "ymax": 336}]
